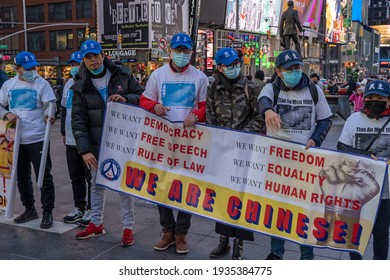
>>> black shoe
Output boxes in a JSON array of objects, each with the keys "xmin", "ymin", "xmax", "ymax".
[
  {"xmin": 265, "ymin": 252, "xmax": 283, "ymax": 260},
  {"xmin": 14, "ymin": 208, "xmax": 39, "ymax": 224},
  {"xmin": 210, "ymin": 236, "xmax": 230, "ymax": 258},
  {"xmin": 232, "ymin": 238, "xmax": 243, "ymax": 260},
  {"xmin": 40, "ymin": 211, "xmax": 53, "ymax": 229}
]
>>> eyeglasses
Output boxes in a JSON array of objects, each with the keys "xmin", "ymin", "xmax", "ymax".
[
  {"xmin": 172, "ymin": 47, "xmax": 192, "ymax": 54},
  {"xmin": 280, "ymin": 64, "xmax": 302, "ymax": 73},
  {"xmin": 223, "ymin": 60, "xmax": 243, "ymax": 70}
]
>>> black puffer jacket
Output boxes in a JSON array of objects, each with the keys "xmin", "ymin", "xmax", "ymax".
[{"xmin": 71, "ymin": 58, "xmax": 143, "ymax": 157}]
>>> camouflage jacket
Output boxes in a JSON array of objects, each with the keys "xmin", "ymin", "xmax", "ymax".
[{"xmin": 206, "ymin": 74, "xmax": 265, "ymax": 133}]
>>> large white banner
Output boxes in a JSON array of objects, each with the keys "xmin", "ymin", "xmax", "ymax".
[{"xmin": 97, "ymin": 102, "xmax": 388, "ymax": 256}]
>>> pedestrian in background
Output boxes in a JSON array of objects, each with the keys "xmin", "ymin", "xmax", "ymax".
[
  {"xmin": 327, "ymin": 80, "xmax": 338, "ymax": 95},
  {"xmin": 61, "ymin": 51, "xmax": 92, "ymax": 226},
  {"xmin": 310, "ymin": 73, "xmax": 324, "ymax": 91},
  {"xmin": 54, "ymin": 77, "xmax": 64, "ymax": 119},
  {"xmin": 0, "ymin": 56, "xmax": 9, "ymax": 89},
  {"xmin": 139, "ymin": 33, "xmax": 207, "ymax": 254},
  {"xmin": 0, "ymin": 51, "xmax": 56, "ymax": 229},
  {"xmin": 207, "ymin": 48, "xmax": 265, "ymax": 260},
  {"xmin": 349, "ymin": 86, "xmax": 365, "ymax": 112},
  {"xmin": 253, "ymin": 69, "xmax": 266, "ymax": 92},
  {"xmin": 257, "ymin": 49, "xmax": 332, "ymax": 260},
  {"xmin": 343, "ymin": 75, "xmax": 357, "ymax": 96},
  {"xmin": 72, "ymin": 40, "xmax": 143, "ymax": 246}
]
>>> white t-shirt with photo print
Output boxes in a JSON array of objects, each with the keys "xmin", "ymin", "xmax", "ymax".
[
  {"xmin": 142, "ymin": 64, "xmax": 208, "ymax": 122},
  {"xmin": 0, "ymin": 75, "xmax": 56, "ymax": 144},
  {"xmin": 338, "ymin": 112, "xmax": 389, "ymax": 199},
  {"xmin": 259, "ymin": 83, "xmax": 332, "ymax": 144}
]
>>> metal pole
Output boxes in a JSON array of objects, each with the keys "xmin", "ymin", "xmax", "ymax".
[
  {"xmin": 117, "ymin": 21, "xmax": 120, "ymax": 61},
  {"xmin": 235, "ymin": 0, "xmax": 239, "ymax": 37},
  {"xmin": 37, "ymin": 103, "xmax": 55, "ymax": 189},
  {"xmin": 22, "ymin": 0, "xmax": 27, "ymax": 50}
]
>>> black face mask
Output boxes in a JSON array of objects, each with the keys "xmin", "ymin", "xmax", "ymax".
[{"xmin": 364, "ymin": 100, "xmax": 388, "ymax": 116}]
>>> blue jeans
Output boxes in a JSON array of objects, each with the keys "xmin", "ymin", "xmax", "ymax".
[
  {"xmin": 271, "ymin": 237, "xmax": 314, "ymax": 260},
  {"xmin": 350, "ymin": 199, "xmax": 390, "ymax": 260}
]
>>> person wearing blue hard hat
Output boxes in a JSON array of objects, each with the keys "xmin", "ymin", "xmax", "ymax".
[
  {"xmin": 61, "ymin": 51, "xmax": 92, "ymax": 226},
  {"xmin": 73, "ymin": 39, "xmax": 144, "ymax": 246},
  {"xmin": 0, "ymin": 50, "xmax": 57, "ymax": 229},
  {"xmin": 207, "ymin": 47, "xmax": 265, "ymax": 260},
  {"xmin": 337, "ymin": 79, "xmax": 390, "ymax": 260}
]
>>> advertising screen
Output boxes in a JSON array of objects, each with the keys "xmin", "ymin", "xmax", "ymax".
[
  {"xmin": 225, "ymin": 0, "xmax": 282, "ymax": 35},
  {"xmin": 352, "ymin": 0, "xmax": 362, "ymax": 22},
  {"xmin": 325, "ymin": 0, "xmax": 341, "ymax": 43}
]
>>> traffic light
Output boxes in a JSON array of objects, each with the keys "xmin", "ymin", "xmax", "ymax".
[
  {"xmin": 118, "ymin": 33, "xmax": 123, "ymax": 43},
  {"xmin": 267, "ymin": 30, "xmax": 271, "ymax": 40},
  {"xmin": 85, "ymin": 26, "xmax": 90, "ymax": 38}
]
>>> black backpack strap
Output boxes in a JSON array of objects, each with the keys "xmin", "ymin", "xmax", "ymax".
[
  {"xmin": 309, "ymin": 82, "xmax": 319, "ymax": 105},
  {"xmin": 272, "ymin": 83, "xmax": 280, "ymax": 106},
  {"xmin": 365, "ymin": 117, "xmax": 390, "ymax": 152},
  {"xmin": 273, "ymin": 82, "xmax": 319, "ymax": 106}
]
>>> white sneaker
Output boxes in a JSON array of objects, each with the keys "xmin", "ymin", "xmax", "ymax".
[
  {"xmin": 78, "ymin": 210, "xmax": 92, "ymax": 227},
  {"xmin": 63, "ymin": 208, "xmax": 84, "ymax": 223}
]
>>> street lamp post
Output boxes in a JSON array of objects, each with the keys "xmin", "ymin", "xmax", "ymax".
[
  {"xmin": 0, "ymin": 23, "xmax": 89, "ymax": 42},
  {"xmin": 22, "ymin": 0, "xmax": 27, "ymax": 50}
]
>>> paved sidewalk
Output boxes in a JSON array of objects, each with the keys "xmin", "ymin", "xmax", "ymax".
[{"xmin": 0, "ymin": 116, "xmax": 385, "ymax": 260}]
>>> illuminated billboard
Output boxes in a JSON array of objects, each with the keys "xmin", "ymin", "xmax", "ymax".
[
  {"xmin": 352, "ymin": 0, "xmax": 362, "ymax": 22},
  {"xmin": 325, "ymin": 0, "xmax": 341, "ymax": 42},
  {"xmin": 98, "ymin": 0, "xmax": 189, "ymax": 49},
  {"xmin": 225, "ymin": 0, "xmax": 282, "ymax": 35}
]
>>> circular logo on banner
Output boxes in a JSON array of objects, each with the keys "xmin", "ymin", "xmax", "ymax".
[
  {"xmin": 158, "ymin": 37, "xmax": 167, "ymax": 49},
  {"xmin": 100, "ymin": 159, "xmax": 121, "ymax": 181}
]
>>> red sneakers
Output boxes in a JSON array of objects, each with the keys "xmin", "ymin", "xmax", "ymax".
[
  {"xmin": 75, "ymin": 223, "xmax": 105, "ymax": 240},
  {"xmin": 121, "ymin": 228, "xmax": 135, "ymax": 247}
]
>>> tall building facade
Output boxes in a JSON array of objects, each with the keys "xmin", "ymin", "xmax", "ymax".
[
  {"xmin": 0, "ymin": 0, "xmax": 97, "ymax": 79},
  {"xmin": 368, "ymin": 0, "xmax": 390, "ymax": 73}
]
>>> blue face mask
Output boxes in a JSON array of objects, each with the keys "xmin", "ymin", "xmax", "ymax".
[
  {"xmin": 223, "ymin": 65, "xmax": 241, "ymax": 80},
  {"xmin": 22, "ymin": 70, "xmax": 37, "ymax": 83},
  {"xmin": 89, "ymin": 64, "xmax": 105, "ymax": 75},
  {"xmin": 70, "ymin": 66, "xmax": 79, "ymax": 78},
  {"xmin": 172, "ymin": 52, "xmax": 191, "ymax": 68},
  {"xmin": 282, "ymin": 70, "xmax": 302, "ymax": 88}
]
